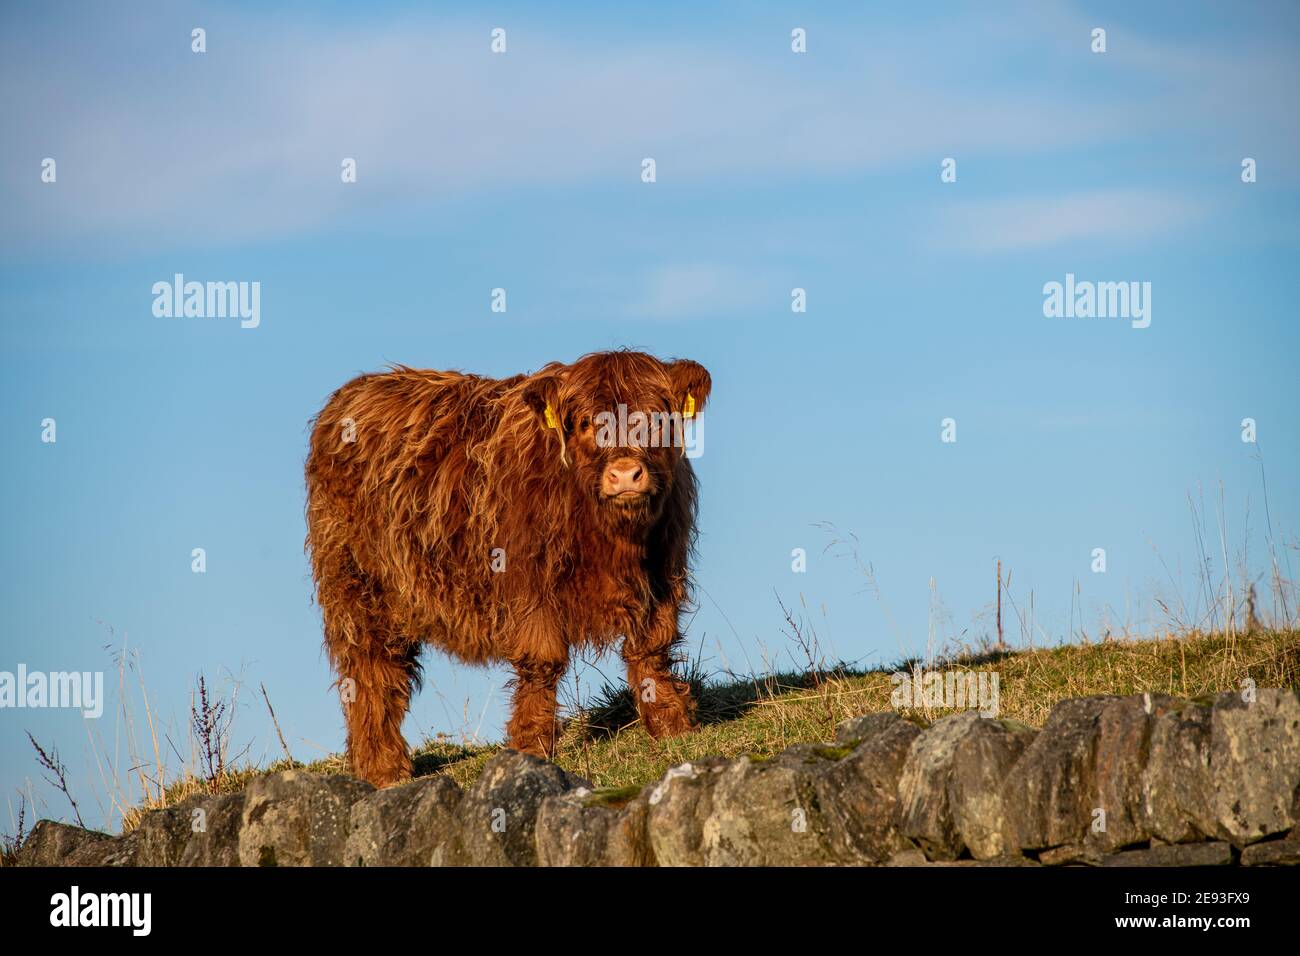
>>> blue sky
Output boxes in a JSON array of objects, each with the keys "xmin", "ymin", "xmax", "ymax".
[{"xmin": 2, "ymin": 0, "xmax": 1298, "ymax": 831}]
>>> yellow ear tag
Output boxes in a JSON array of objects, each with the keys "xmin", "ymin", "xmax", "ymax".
[
  {"xmin": 544, "ymin": 403, "xmax": 559, "ymax": 429},
  {"xmin": 683, "ymin": 393, "xmax": 696, "ymax": 419}
]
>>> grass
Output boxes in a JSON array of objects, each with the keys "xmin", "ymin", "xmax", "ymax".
[
  {"xmin": 77, "ymin": 625, "xmax": 1299, "ymax": 837},
  {"xmin": 482, "ymin": 626, "xmax": 1299, "ymax": 794}
]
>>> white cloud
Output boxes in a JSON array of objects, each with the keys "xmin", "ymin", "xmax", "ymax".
[
  {"xmin": 934, "ymin": 189, "xmax": 1208, "ymax": 253},
  {"xmin": 1, "ymin": 2, "xmax": 1295, "ymax": 255},
  {"xmin": 622, "ymin": 264, "xmax": 761, "ymax": 320}
]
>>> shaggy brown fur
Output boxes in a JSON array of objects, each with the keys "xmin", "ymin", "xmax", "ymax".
[{"xmin": 305, "ymin": 350, "xmax": 711, "ymax": 787}]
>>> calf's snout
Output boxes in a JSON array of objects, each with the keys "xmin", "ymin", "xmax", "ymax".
[{"xmin": 601, "ymin": 457, "xmax": 650, "ymax": 497}]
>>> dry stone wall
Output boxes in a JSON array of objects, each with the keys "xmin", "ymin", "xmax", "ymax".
[{"xmin": 14, "ymin": 689, "xmax": 1300, "ymax": 867}]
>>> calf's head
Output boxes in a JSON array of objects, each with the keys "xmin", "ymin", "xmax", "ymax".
[{"xmin": 522, "ymin": 351, "xmax": 711, "ymax": 528}]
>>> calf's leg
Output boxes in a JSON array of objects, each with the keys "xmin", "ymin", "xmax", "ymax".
[
  {"xmin": 506, "ymin": 653, "xmax": 568, "ymax": 758},
  {"xmin": 624, "ymin": 602, "xmax": 698, "ymax": 739},
  {"xmin": 504, "ymin": 616, "xmax": 569, "ymax": 757},
  {"xmin": 322, "ymin": 581, "xmax": 422, "ymax": 788},
  {"xmin": 336, "ymin": 637, "xmax": 421, "ymax": 788}
]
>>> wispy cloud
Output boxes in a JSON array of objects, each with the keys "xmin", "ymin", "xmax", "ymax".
[
  {"xmin": 622, "ymin": 264, "xmax": 762, "ymax": 320},
  {"xmin": 933, "ymin": 189, "xmax": 1208, "ymax": 253},
  {"xmin": 1, "ymin": 1, "xmax": 1296, "ymax": 255}
]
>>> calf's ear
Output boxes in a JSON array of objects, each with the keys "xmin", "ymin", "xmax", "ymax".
[
  {"xmin": 520, "ymin": 369, "xmax": 570, "ymax": 465},
  {"xmin": 666, "ymin": 359, "xmax": 712, "ymax": 418},
  {"xmin": 521, "ymin": 369, "xmax": 563, "ymax": 428}
]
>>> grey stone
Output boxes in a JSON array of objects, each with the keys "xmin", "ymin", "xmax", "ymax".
[
  {"xmin": 919, "ymin": 856, "xmax": 1042, "ymax": 867},
  {"xmin": 1038, "ymin": 843, "xmax": 1105, "ymax": 867},
  {"xmin": 642, "ymin": 720, "xmax": 928, "ymax": 867},
  {"xmin": 1141, "ymin": 689, "xmax": 1300, "ymax": 848},
  {"xmin": 643, "ymin": 756, "xmax": 731, "ymax": 866},
  {"xmin": 817, "ymin": 712, "xmax": 923, "ymax": 863},
  {"xmin": 896, "ymin": 711, "xmax": 1036, "ymax": 860},
  {"xmin": 448, "ymin": 750, "xmax": 589, "ymax": 866},
  {"xmin": 1240, "ymin": 832, "xmax": 1300, "ymax": 866},
  {"xmin": 67, "ymin": 829, "xmax": 143, "ymax": 866},
  {"xmin": 697, "ymin": 745, "xmax": 846, "ymax": 866},
  {"xmin": 14, "ymin": 821, "xmax": 113, "ymax": 867},
  {"xmin": 237, "ymin": 770, "xmax": 374, "ymax": 867},
  {"xmin": 885, "ymin": 846, "xmax": 1039, "ymax": 867},
  {"xmin": 835, "ymin": 711, "xmax": 924, "ymax": 746},
  {"xmin": 536, "ymin": 785, "xmax": 654, "ymax": 867},
  {"xmin": 1087, "ymin": 694, "xmax": 1182, "ymax": 852},
  {"xmin": 1004, "ymin": 693, "xmax": 1231, "ymax": 856},
  {"xmin": 176, "ymin": 793, "xmax": 245, "ymax": 867},
  {"xmin": 1141, "ymin": 698, "xmax": 1215, "ymax": 844},
  {"xmin": 130, "ymin": 805, "xmax": 198, "ymax": 866},
  {"xmin": 885, "ymin": 848, "xmax": 929, "ymax": 867},
  {"xmin": 1199, "ymin": 689, "xmax": 1300, "ymax": 845},
  {"xmin": 1101, "ymin": 842, "xmax": 1233, "ymax": 867},
  {"xmin": 345, "ymin": 774, "xmax": 462, "ymax": 867},
  {"xmin": 1001, "ymin": 695, "xmax": 1121, "ymax": 852}
]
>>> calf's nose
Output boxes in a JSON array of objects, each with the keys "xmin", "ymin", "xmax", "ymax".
[{"xmin": 603, "ymin": 458, "xmax": 649, "ymax": 495}]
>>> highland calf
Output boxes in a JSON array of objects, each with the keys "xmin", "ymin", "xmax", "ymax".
[{"xmin": 305, "ymin": 350, "xmax": 710, "ymax": 787}]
